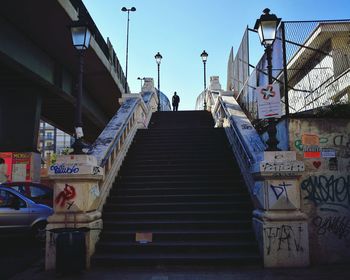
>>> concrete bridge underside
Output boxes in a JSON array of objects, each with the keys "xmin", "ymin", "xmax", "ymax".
[{"xmin": 0, "ymin": 0, "xmax": 125, "ymax": 151}]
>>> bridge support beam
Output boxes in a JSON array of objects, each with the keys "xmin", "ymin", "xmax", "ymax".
[
  {"xmin": 252, "ymin": 151, "xmax": 310, "ymax": 267},
  {"xmin": 45, "ymin": 154, "xmax": 104, "ymax": 271},
  {"xmin": 0, "ymin": 91, "xmax": 42, "ymax": 182}
]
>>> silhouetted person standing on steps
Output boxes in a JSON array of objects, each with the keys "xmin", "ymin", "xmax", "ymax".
[{"xmin": 172, "ymin": 92, "xmax": 180, "ymax": 111}]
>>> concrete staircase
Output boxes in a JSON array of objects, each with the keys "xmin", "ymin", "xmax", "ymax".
[{"xmin": 92, "ymin": 111, "xmax": 260, "ymax": 265}]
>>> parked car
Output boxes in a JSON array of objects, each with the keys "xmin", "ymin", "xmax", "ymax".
[
  {"xmin": 1, "ymin": 182, "xmax": 53, "ymax": 207},
  {"xmin": 0, "ymin": 186, "xmax": 53, "ymax": 241}
]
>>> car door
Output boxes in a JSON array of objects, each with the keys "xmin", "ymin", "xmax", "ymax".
[{"xmin": 0, "ymin": 189, "xmax": 29, "ymax": 229}]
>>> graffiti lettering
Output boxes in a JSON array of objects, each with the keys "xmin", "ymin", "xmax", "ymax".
[
  {"xmin": 333, "ymin": 135, "xmax": 350, "ymax": 149},
  {"xmin": 241, "ymin": 124, "xmax": 253, "ymax": 130},
  {"xmin": 55, "ymin": 184, "xmax": 76, "ymax": 207},
  {"xmin": 270, "ymin": 182, "xmax": 292, "ymax": 200},
  {"xmin": 301, "ymin": 175, "xmax": 350, "ymax": 211},
  {"xmin": 50, "ymin": 164, "xmax": 79, "ymax": 174},
  {"xmin": 312, "ymin": 215, "xmax": 350, "ymax": 239},
  {"xmin": 260, "ymin": 161, "xmax": 304, "ymax": 172},
  {"xmin": 264, "ymin": 224, "xmax": 304, "ymax": 255}
]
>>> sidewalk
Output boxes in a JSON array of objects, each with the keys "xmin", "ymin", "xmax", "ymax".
[{"xmin": 10, "ymin": 260, "xmax": 350, "ymax": 280}]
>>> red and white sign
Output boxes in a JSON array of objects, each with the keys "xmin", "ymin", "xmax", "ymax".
[{"xmin": 257, "ymin": 84, "xmax": 282, "ymax": 119}]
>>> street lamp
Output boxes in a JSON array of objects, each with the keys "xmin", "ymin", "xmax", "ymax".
[
  {"xmin": 121, "ymin": 7, "xmax": 136, "ymax": 94},
  {"xmin": 155, "ymin": 52, "xmax": 162, "ymax": 111},
  {"xmin": 69, "ymin": 19, "xmax": 92, "ymax": 154},
  {"xmin": 137, "ymin": 77, "xmax": 145, "ymax": 92},
  {"xmin": 254, "ymin": 8, "xmax": 281, "ymax": 151},
  {"xmin": 200, "ymin": 50, "xmax": 208, "ymax": 110}
]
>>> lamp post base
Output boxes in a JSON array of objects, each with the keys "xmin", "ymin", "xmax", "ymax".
[
  {"xmin": 71, "ymin": 138, "xmax": 90, "ymax": 155},
  {"xmin": 266, "ymin": 118, "xmax": 280, "ymax": 151}
]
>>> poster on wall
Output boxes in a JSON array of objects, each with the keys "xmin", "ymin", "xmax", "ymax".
[
  {"xmin": 12, "ymin": 153, "xmax": 31, "ymax": 182},
  {"xmin": 257, "ymin": 84, "xmax": 282, "ymax": 119},
  {"xmin": 0, "ymin": 152, "xmax": 12, "ymax": 182},
  {"xmin": 301, "ymin": 134, "xmax": 321, "ymax": 158},
  {"xmin": 0, "ymin": 152, "xmax": 34, "ymax": 182}
]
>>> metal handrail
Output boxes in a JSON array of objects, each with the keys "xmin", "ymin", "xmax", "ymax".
[{"xmin": 219, "ymin": 98, "xmax": 255, "ymax": 165}]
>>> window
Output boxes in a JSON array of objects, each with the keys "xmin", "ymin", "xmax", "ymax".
[
  {"xmin": 0, "ymin": 190, "xmax": 26, "ymax": 208},
  {"xmin": 10, "ymin": 185, "xmax": 26, "ymax": 196},
  {"xmin": 29, "ymin": 186, "xmax": 47, "ymax": 198}
]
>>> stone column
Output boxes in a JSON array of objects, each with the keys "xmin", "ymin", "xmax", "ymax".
[
  {"xmin": 252, "ymin": 151, "xmax": 310, "ymax": 267},
  {"xmin": 45, "ymin": 154, "xmax": 104, "ymax": 270},
  {"xmin": 0, "ymin": 91, "xmax": 41, "ymax": 152}
]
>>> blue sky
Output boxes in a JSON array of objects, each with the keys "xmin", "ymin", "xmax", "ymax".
[{"xmin": 82, "ymin": 0, "xmax": 350, "ymax": 110}]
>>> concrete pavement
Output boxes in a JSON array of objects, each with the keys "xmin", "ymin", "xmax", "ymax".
[{"xmin": 10, "ymin": 261, "xmax": 350, "ymax": 280}]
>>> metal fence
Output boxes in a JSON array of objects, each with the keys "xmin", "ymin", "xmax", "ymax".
[{"xmin": 234, "ymin": 20, "xmax": 350, "ymax": 122}]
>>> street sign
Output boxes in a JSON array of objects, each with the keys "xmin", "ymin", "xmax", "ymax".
[{"xmin": 257, "ymin": 84, "xmax": 282, "ymax": 119}]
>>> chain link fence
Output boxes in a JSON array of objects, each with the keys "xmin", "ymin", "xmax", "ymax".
[{"xmin": 234, "ymin": 20, "xmax": 350, "ymax": 123}]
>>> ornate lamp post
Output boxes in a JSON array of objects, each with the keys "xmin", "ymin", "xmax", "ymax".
[
  {"xmin": 121, "ymin": 7, "xmax": 136, "ymax": 94},
  {"xmin": 137, "ymin": 77, "xmax": 145, "ymax": 92},
  {"xmin": 200, "ymin": 50, "xmax": 208, "ymax": 110},
  {"xmin": 69, "ymin": 19, "xmax": 92, "ymax": 154},
  {"xmin": 254, "ymin": 8, "xmax": 281, "ymax": 151},
  {"xmin": 154, "ymin": 52, "xmax": 162, "ymax": 111}
]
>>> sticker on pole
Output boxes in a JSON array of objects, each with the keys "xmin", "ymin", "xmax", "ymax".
[{"xmin": 257, "ymin": 84, "xmax": 282, "ymax": 119}]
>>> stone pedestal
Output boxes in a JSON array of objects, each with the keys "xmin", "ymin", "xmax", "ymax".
[
  {"xmin": 253, "ymin": 151, "xmax": 310, "ymax": 267},
  {"xmin": 45, "ymin": 154, "xmax": 104, "ymax": 270}
]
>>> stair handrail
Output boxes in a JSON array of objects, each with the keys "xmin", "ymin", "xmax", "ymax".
[
  {"xmin": 90, "ymin": 98, "xmax": 138, "ymax": 167},
  {"xmin": 208, "ymin": 90, "xmax": 266, "ymax": 196},
  {"xmin": 217, "ymin": 97, "xmax": 255, "ymax": 167},
  {"xmin": 88, "ymin": 92, "xmax": 158, "ymax": 211}
]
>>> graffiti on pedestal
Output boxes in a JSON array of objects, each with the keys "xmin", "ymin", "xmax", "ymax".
[
  {"xmin": 264, "ymin": 224, "xmax": 304, "ymax": 255},
  {"xmin": 270, "ymin": 181, "xmax": 293, "ymax": 201},
  {"xmin": 55, "ymin": 184, "xmax": 76, "ymax": 209},
  {"xmin": 93, "ymin": 166, "xmax": 102, "ymax": 175},
  {"xmin": 90, "ymin": 185, "xmax": 100, "ymax": 198},
  {"xmin": 50, "ymin": 164, "xmax": 79, "ymax": 174},
  {"xmin": 261, "ymin": 161, "xmax": 304, "ymax": 172}
]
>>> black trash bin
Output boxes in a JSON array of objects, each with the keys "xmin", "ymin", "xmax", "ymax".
[{"xmin": 53, "ymin": 228, "xmax": 88, "ymax": 274}]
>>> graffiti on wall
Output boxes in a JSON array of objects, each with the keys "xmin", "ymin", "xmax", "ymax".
[
  {"xmin": 290, "ymin": 120, "xmax": 350, "ymax": 262},
  {"xmin": 264, "ymin": 224, "xmax": 304, "ymax": 255},
  {"xmin": 301, "ymin": 175, "xmax": 350, "ymax": 212},
  {"xmin": 312, "ymin": 215, "xmax": 350, "ymax": 240}
]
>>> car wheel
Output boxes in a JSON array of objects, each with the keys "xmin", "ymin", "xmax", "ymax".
[{"xmin": 32, "ymin": 221, "xmax": 47, "ymax": 242}]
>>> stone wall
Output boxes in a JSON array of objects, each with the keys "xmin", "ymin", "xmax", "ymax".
[{"xmin": 288, "ymin": 118, "xmax": 350, "ymax": 264}]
